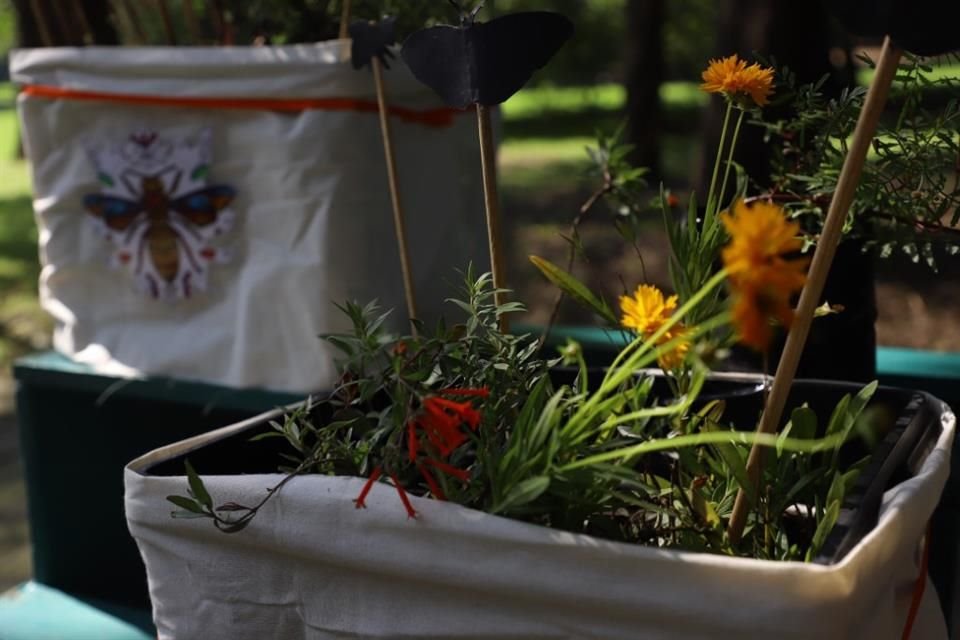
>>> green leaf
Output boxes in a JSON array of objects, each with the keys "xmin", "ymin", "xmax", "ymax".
[
  {"xmin": 191, "ymin": 164, "xmax": 209, "ymax": 180},
  {"xmin": 166, "ymin": 495, "xmax": 206, "ymax": 514},
  {"xmin": 185, "ymin": 460, "xmax": 213, "ymax": 509},
  {"xmin": 495, "ymin": 476, "xmax": 551, "ymax": 513},
  {"xmin": 825, "ymin": 395, "xmax": 852, "ymax": 437},
  {"xmin": 529, "ymin": 256, "xmax": 618, "ymax": 325},
  {"xmin": 788, "ymin": 406, "xmax": 818, "ymax": 440},
  {"xmin": 807, "ymin": 500, "xmax": 841, "ymax": 562},
  {"xmin": 97, "ymin": 171, "xmax": 114, "ymax": 187},
  {"xmin": 711, "ymin": 439, "xmax": 755, "ymax": 505},
  {"xmin": 689, "ymin": 488, "xmax": 721, "ymax": 528},
  {"xmin": 825, "ymin": 471, "xmax": 846, "ymax": 508}
]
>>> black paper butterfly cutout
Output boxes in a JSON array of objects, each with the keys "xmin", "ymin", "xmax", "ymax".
[
  {"xmin": 830, "ymin": 0, "xmax": 960, "ymax": 56},
  {"xmin": 349, "ymin": 17, "xmax": 398, "ymax": 70},
  {"xmin": 401, "ymin": 1, "xmax": 574, "ymax": 108}
]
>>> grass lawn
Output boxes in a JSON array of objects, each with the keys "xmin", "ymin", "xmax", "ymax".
[{"xmin": 0, "ymin": 97, "xmax": 47, "ymax": 371}]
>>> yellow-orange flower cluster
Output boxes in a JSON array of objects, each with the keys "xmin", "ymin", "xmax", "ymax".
[
  {"xmin": 701, "ymin": 54, "xmax": 774, "ymax": 107},
  {"xmin": 620, "ymin": 284, "xmax": 689, "ymax": 370},
  {"xmin": 721, "ymin": 200, "xmax": 808, "ymax": 351}
]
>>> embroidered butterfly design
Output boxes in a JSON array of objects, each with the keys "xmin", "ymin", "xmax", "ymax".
[{"xmin": 83, "ymin": 130, "xmax": 236, "ymax": 299}]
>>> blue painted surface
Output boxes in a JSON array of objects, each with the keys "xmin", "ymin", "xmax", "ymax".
[{"xmin": 0, "ymin": 582, "xmax": 153, "ymax": 640}]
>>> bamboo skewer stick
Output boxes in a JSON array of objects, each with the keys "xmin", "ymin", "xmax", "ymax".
[
  {"xmin": 726, "ymin": 36, "xmax": 903, "ymax": 544},
  {"xmin": 339, "ymin": 0, "xmax": 352, "ymax": 40},
  {"xmin": 156, "ymin": 0, "xmax": 177, "ymax": 45},
  {"xmin": 476, "ymin": 104, "xmax": 509, "ymax": 334},
  {"xmin": 372, "ymin": 55, "xmax": 419, "ymax": 336},
  {"xmin": 27, "ymin": 0, "xmax": 54, "ymax": 46}
]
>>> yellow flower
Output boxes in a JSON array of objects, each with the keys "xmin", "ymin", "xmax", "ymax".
[
  {"xmin": 720, "ymin": 200, "xmax": 808, "ymax": 351},
  {"xmin": 620, "ymin": 284, "xmax": 689, "ymax": 370},
  {"xmin": 701, "ymin": 54, "xmax": 774, "ymax": 107}
]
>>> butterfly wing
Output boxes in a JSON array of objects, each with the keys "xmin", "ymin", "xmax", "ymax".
[
  {"xmin": 471, "ymin": 12, "xmax": 573, "ymax": 106},
  {"xmin": 82, "ymin": 194, "xmax": 143, "ymax": 231},
  {"xmin": 350, "ymin": 17, "xmax": 398, "ymax": 70},
  {"xmin": 170, "ymin": 185, "xmax": 236, "ymax": 227},
  {"xmin": 401, "ymin": 24, "xmax": 474, "ymax": 109}
]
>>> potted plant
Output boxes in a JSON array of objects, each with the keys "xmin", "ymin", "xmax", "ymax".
[{"xmin": 124, "ymin": 10, "xmax": 956, "ymax": 639}]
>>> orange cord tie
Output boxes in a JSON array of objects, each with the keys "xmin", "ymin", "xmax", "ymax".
[{"xmin": 19, "ymin": 84, "xmax": 462, "ymax": 128}]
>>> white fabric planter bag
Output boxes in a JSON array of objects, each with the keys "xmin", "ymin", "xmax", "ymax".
[
  {"xmin": 10, "ymin": 44, "xmax": 488, "ymax": 393},
  {"xmin": 125, "ymin": 400, "xmax": 956, "ymax": 640}
]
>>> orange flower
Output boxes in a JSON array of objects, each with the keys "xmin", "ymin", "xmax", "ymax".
[
  {"xmin": 721, "ymin": 200, "xmax": 808, "ymax": 351},
  {"xmin": 620, "ymin": 284, "xmax": 689, "ymax": 370},
  {"xmin": 730, "ymin": 285, "xmax": 796, "ymax": 352},
  {"xmin": 701, "ymin": 54, "xmax": 774, "ymax": 107},
  {"xmin": 721, "ymin": 200, "xmax": 807, "ymax": 291}
]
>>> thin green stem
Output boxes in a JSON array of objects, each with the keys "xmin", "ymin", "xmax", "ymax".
[
  {"xmin": 707, "ymin": 101, "xmax": 734, "ymax": 216},
  {"xmin": 559, "ymin": 431, "xmax": 845, "ymax": 473},
  {"xmin": 717, "ymin": 107, "xmax": 746, "ymax": 211}
]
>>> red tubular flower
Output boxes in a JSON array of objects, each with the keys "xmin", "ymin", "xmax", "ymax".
[
  {"xmin": 423, "ymin": 457, "xmax": 471, "ymax": 482},
  {"xmin": 353, "ymin": 466, "xmax": 382, "ymax": 509},
  {"xmin": 407, "ymin": 420, "xmax": 420, "ymax": 462},
  {"xmin": 419, "ymin": 397, "xmax": 479, "ymax": 456},
  {"xmin": 389, "ymin": 473, "xmax": 417, "ymax": 518},
  {"xmin": 418, "ymin": 464, "xmax": 446, "ymax": 500}
]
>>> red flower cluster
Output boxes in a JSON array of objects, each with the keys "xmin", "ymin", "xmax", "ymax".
[{"xmin": 354, "ymin": 387, "xmax": 489, "ymax": 518}]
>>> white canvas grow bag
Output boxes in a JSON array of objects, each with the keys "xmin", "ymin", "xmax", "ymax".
[
  {"xmin": 10, "ymin": 44, "xmax": 487, "ymax": 393},
  {"xmin": 125, "ymin": 397, "xmax": 956, "ymax": 640}
]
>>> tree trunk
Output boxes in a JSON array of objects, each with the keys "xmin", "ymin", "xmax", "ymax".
[{"xmin": 624, "ymin": 0, "xmax": 665, "ymax": 179}]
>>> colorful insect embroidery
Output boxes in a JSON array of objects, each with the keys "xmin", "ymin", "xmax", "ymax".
[{"xmin": 83, "ymin": 129, "xmax": 237, "ymax": 299}]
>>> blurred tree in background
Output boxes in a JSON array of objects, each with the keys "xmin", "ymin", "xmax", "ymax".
[{"xmin": 4, "ymin": 0, "xmax": 855, "ymax": 192}]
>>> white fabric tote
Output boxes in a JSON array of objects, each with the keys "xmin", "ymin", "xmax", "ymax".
[
  {"xmin": 11, "ymin": 43, "xmax": 488, "ymax": 393},
  {"xmin": 124, "ymin": 397, "xmax": 955, "ymax": 640}
]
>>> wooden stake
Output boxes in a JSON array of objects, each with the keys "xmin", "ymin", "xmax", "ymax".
[
  {"xmin": 339, "ymin": 0, "xmax": 352, "ymax": 40},
  {"xmin": 476, "ymin": 104, "xmax": 509, "ymax": 333},
  {"xmin": 156, "ymin": 0, "xmax": 176, "ymax": 45},
  {"xmin": 27, "ymin": 0, "xmax": 54, "ymax": 46},
  {"xmin": 726, "ymin": 36, "xmax": 903, "ymax": 544},
  {"xmin": 372, "ymin": 56, "xmax": 419, "ymax": 335}
]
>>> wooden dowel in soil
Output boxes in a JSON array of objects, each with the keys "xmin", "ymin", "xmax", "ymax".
[
  {"xmin": 339, "ymin": 0, "xmax": 352, "ymax": 40},
  {"xmin": 372, "ymin": 55, "xmax": 419, "ymax": 336},
  {"xmin": 726, "ymin": 36, "xmax": 904, "ymax": 544},
  {"xmin": 476, "ymin": 104, "xmax": 510, "ymax": 334},
  {"xmin": 156, "ymin": 0, "xmax": 177, "ymax": 45},
  {"xmin": 27, "ymin": 0, "xmax": 54, "ymax": 46}
]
